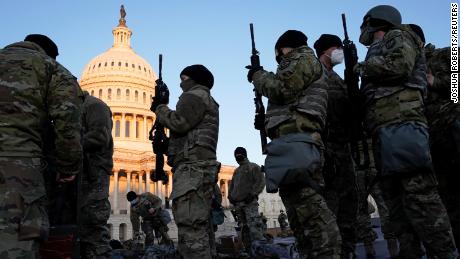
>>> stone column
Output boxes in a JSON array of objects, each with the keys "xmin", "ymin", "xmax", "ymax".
[
  {"xmin": 168, "ymin": 172, "xmax": 173, "ymax": 197},
  {"xmin": 127, "ymin": 171, "xmax": 131, "ymax": 214},
  {"xmin": 121, "ymin": 113, "xmax": 126, "ymax": 139},
  {"xmin": 146, "ymin": 170, "xmax": 151, "ymax": 193},
  {"xmin": 113, "ymin": 171, "xmax": 119, "ymax": 214},
  {"xmin": 138, "ymin": 172, "xmax": 144, "ymax": 193},
  {"xmin": 131, "ymin": 114, "xmax": 136, "ymax": 140}
]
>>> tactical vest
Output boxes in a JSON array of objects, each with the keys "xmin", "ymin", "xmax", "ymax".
[
  {"xmin": 168, "ymin": 85, "xmax": 219, "ymax": 162},
  {"xmin": 361, "ymin": 28, "xmax": 427, "ymax": 133},
  {"xmin": 265, "ymin": 48, "xmax": 328, "ymax": 137}
]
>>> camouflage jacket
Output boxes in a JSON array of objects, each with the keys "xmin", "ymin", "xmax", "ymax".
[
  {"xmin": 424, "ymin": 45, "xmax": 460, "ymax": 165},
  {"xmin": 360, "ymin": 26, "xmax": 427, "ymax": 133},
  {"xmin": 156, "ymin": 80, "xmax": 219, "ymax": 168},
  {"xmin": 81, "ymin": 92, "xmax": 113, "ymax": 201},
  {"xmin": 228, "ymin": 158, "xmax": 265, "ymax": 203},
  {"xmin": 130, "ymin": 192, "xmax": 163, "ymax": 233},
  {"xmin": 323, "ymin": 66, "xmax": 352, "ymax": 144},
  {"xmin": 0, "ymin": 41, "xmax": 83, "ymax": 175},
  {"xmin": 252, "ymin": 46, "xmax": 328, "ymax": 138}
]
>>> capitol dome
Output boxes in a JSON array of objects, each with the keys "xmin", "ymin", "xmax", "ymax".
[{"xmin": 80, "ymin": 10, "xmax": 157, "ymax": 153}]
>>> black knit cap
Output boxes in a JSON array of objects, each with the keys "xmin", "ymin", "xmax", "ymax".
[
  {"xmin": 234, "ymin": 147, "xmax": 247, "ymax": 157},
  {"xmin": 180, "ymin": 64, "xmax": 214, "ymax": 89},
  {"xmin": 24, "ymin": 34, "xmax": 59, "ymax": 59},
  {"xmin": 126, "ymin": 191, "xmax": 137, "ymax": 201},
  {"xmin": 275, "ymin": 30, "xmax": 308, "ymax": 50},
  {"xmin": 409, "ymin": 24, "xmax": 425, "ymax": 44},
  {"xmin": 313, "ymin": 34, "xmax": 343, "ymax": 58}
]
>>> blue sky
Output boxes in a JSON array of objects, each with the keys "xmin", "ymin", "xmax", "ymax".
[{"xmin": 1, "ymin": 0, "xmax": 454, "ymax": 166}]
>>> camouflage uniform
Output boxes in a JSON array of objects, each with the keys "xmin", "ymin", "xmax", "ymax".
[
  {"xmin": 359, "ymin": 25, "xmax": 456, "ymax": 258},
  {"xmin": 277, "ymin": 211, "xmax": 288, "ymax": 231},
  {"xmin": 130, "ymin": 193, "xmax": 170, "ymax": 247},
  {"xmin": 354, "ymin": 139, "xmax": 397, "ymax": 256},
  {"xmin": 80, "ymin": 92, "xmax": 113, "ymax": 258},
  {"xmin": 321, "ymin": 66, "xmax": 359, "ymax": 256},
  {"xmin": 155, "ymin": 79, "xmax": 219, "ymax": 259},
  {"xmin": 252, "ymin": 45, "xmax": 341, "ymax": 258},
  {"xmin": 228, "ymin": 158, "xmax": 265, "ymax": 248},
  {"xmin": 0, "ymin": 41, "xmax": 83, "ymax": 258},
  {"xmin": 425, "ymin": 44, "xmax": 460, "ymax": 248}
]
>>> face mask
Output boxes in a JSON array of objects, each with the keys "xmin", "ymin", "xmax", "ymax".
[
  {"xmin": 330, "ymin": 49, "xmax": 344, "ymax": 66},
  {"xmin": 130, "ymin": 199, "xmax": 138, "ymax": 206},
  {"xmin": 235, "ymin": 155, "xmax": 245, "ymax": 163},
  {"xmin": 275, "ymin": 49, "xmax": 282, "ymax": 64},
  {"xmin": 359, "ymin": 26, "xmax": 376, "ymax": 46}
]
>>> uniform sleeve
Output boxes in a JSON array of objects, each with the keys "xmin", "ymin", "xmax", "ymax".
[
  {"xmin": 250, "ymin": 163, "xmax": 265, "ymax": 196},
  {"xmin": 83, "ymin": 102, "xmax": 112, "ymax": 152},
  {"xmin": 431, "ymin": 71, "xmax": 450, "ymax": 91},
  {"xmin": 252, "ymin": 56, "xmax": 322, "ymax": 104},
  {"xmin": 146, "ymin": 193, "xmax": 163, "ymax": 209},
  {"xmin": 362, "ymin": 30, "xmax": 417, "ymax": 81},
  {"xmin": 214, "ymin": 184, "xmax": 222, "ymax": 205},
  {"xmin": 130, "ymin": 207, "xmax": 140, "ymax": 233},
  {"xmin": 155, "ymin": 93, "xmax": 206, "ymax": 134},
  {"xmin": 47, "ymin": 64, "xmax": 83, "ymax": 175}
]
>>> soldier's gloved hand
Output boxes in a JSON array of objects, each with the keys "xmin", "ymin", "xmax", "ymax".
[
  {"xmin": 148, "ymin": 207, "xmax": 157, "ymax": 215},
  {"xmin": 254, "ymin": 113, "xmax": 265, "ymax": 131},
  {"xmin": 245, "ymin": 65, "xmax": 263, "ymax": 83},
  {"xmin": 150, "ymin": 79, "xmax": 170, "ymax": 112},
  {"xmin": 56, "ymin": 173, "xmax": 76, "ymax": 183}
]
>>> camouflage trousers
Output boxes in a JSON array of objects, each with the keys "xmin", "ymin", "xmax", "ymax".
[
  {"xmin": 323, "ymin": 142, "xmax": 358, "ymax": 256},
  {"xmin": 172, "ymin": 161, "xmax": 218, "ymax": 259},
  {"xmin": 279, "ymin": 186, "xmax": 341, "ymax": 259},
  {"xmin": 80, "ymin": 199, "xmax": 111, "ymax": 258},
  {"xmin": 234, "ymin": 199, "xmax": 265, "ymax": 249},
  {"xmin": 436, "ymin": 172, "xmax": 460, "ymax": 252},
  {"xmin": 0, "ymin": 157, "xmax": 49, "ymax": 259},
  {"xmin": 380, "ymin": 173, "xmax": 457, "ymax": 258},
  {"xmin": 141, "ymin": 215, "xmax": 171, "ymax": 247}
]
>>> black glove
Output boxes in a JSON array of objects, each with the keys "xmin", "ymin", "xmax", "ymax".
[
  {"xmin": 245, "ymin": 65, "xmax": 263, "ymax": 83},
  {"xmin": 254, "ymin": 113, "xmax": 265, "ymax": 131},
  {"xmin": 150, "ymin": 79, "xmax": 169, "ymax": 112}
]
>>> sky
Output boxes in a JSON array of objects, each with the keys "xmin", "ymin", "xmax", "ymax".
[{"xmin": 1, "ymin": 0, "xmax": 455, "ymax": 166}]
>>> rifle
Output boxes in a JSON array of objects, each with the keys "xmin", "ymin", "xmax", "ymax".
[
  {"xmin": 341, "ymin": 14, "xmax": 369, "ymax": 169},
  {"xmin": 249, "ymin": 23, "xmax": 268, "ymax": 154},
  {"xmin": 150, "ymin": 54, "xmax": 169, "ymax": 184}
]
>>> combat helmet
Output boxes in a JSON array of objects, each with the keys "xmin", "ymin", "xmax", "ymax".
[
  {"xmin": 364, "ymin": 5, "xmax": 402, "ymax": 26},
  {"xmin": 359, "ymin": 5, "xmax": 402, "ymax": 45}
]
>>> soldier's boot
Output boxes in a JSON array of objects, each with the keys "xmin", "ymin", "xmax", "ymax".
[
  {"xmin": 387, "ymin": 238, "xmax": 399, "ymax": 258},
  {"xmin": 364, "ymin": 240, "xmax": 376, "ymax": 258}
]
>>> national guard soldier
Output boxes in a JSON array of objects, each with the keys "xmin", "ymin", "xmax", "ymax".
[
  {"xmin": 152, "ymin": 65, "xmax": 220, "ymax": 259},
  {"xmin": 80, "ymin": 91, "xmax": 113, "ymax": 258},
  {"xmin": 277, "ymin": 210, "xmax": 288, "ymax": 232},
  {"xmin": 228, "ymin": 147, "xmax": 266, "ymax": 250},
  {"xmin": 127, "ymin": 191, "xmax": 172, "ymax": 247},
  {"xmin": 313, "ymin": 34, "xmax": 358, "ymax": 258},
  {"xmin": 247, "ymin": 30, "xmax": 341, "ymax": 258},
  {"xmin": 355, "ymin": 5, "xmax": 457, "ymax": 258},
  {"xmin": 410, "ymin": 23, "xmax": 460, "ymax": 253},
  {"xmin": 0, "ymin": 34, "xmax": 83, "ymax": 258}
]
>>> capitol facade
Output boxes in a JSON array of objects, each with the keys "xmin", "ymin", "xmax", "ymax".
[{"xmin": 79, "ymin": 7, "xmax": 285, "ymax": 241}]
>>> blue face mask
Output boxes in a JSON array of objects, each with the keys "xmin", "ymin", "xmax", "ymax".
[{"xmin": 130, "ymin": 199, "xmax": 138, "ymax": 206}]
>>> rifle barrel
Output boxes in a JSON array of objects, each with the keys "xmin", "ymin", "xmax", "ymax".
[
  {"xmin": 159, "ymin": 54, "xmax": 163, "ymax": 81},
  {"xmin": 250, "ymin": 23, "xmax": 256, "ymax": 54},
  {"xmin": 341, "ymin": 14, "xmax": 349, "ymax": 40}
]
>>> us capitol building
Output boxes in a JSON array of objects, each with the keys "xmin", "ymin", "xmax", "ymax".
[{"xmin": 79, "ymin": 6, "xmax": 285, "ymax": 241}]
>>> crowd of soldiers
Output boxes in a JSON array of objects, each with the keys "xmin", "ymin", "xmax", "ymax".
[{"xmin": 0, "ymin": 3, "xmax": 458, "ymax": 259}]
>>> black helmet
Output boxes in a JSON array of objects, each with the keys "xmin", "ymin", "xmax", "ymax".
[
  {"xmin": 126, "ymin": 191, "xmax": 137, "ymax": 202},
  {"xmin": 363, "ymin": 5, "xmax": 402, "ymax": 26}
]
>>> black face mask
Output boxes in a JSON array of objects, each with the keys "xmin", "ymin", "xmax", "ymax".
[
  {"xmin": 276, "ymin": 55, "xmax": 282, "ymax": 64},
  {"xmin": 275, "ymin": 49, "xmax": 282, "ymax": 64},
  {"xmin": 235, "ymin": 155, "xmax": 245, "ymax": 163}
]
